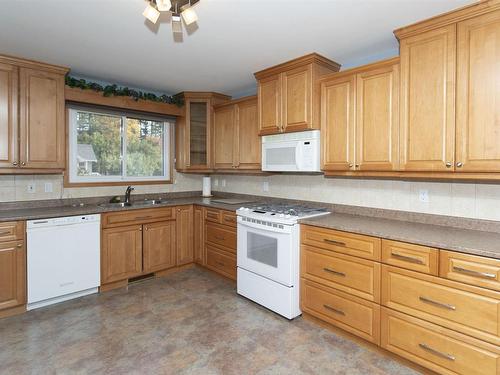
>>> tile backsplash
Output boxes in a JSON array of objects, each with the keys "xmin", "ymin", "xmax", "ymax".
[
  {"xmin": 212, "ymin": 174, "xmax": 500, "ymax": 222},
  {"xmin": 0, "ymin": 172, "xmax": 203, "ymax": 202}
]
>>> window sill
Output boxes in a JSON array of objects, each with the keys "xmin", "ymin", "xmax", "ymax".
[{"xmin": 63, "ymin": 178, "xmax": 173, "ymax": 188}]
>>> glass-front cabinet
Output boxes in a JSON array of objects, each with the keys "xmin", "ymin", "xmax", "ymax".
[{"xmin": 176, "ymin": 92, "xmax": 231, "ymax": 172}]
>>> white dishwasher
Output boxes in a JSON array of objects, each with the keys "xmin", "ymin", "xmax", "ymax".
[{"xmin": 27, "ymin": 214, "xmax": 101, "ymax": 310}]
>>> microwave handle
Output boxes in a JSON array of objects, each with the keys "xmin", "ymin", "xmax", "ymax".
[{"xmin": 295, "ymin": 143, "xmax": 303, "ymax": 170}]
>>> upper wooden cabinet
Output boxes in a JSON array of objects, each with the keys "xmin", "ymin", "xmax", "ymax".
[
  {"xmin": 0, "ymin": 55, "xmax": 68, "ymax": 173},
  {"xmin": 175, "ymin": 92, "xmax": 231, "ymax": 172},
  {"xmin": 321, "ymin": 58, "xmax": 400, "ymax": 172},
  {"xmin": 456, "ymin": 9, "xmax": 500, "ymax": 172},
  {"xmin": 213, "ymin": 96, "xmax": 261, "ymax": 171},
  {"xmin": 255, "ymin": 53, "xmax": 340, "ymax": 136}
]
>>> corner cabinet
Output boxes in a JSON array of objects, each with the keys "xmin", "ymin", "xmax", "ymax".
[
  {"xmin": 213, "ymin": 96, "xmax": 261, "ymax": 171},
  {"xmin": 175, "ymin": 92, "xmax": 231, "ymax": 172},
  {"xmin": 0, "ymin": 55, "xmax": 68, "ymax": 174},
  {"xmin": 255, "ymin": 53, "xmax": 340, "ymax": 136},
  {"xmin": 321, "ymin": 58, "xmax": 400, "ymax": 172}
]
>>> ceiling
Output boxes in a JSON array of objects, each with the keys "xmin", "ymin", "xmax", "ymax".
[{"xmin": 0, "ymin": 0, "xmax": 475, "ymax": 97}]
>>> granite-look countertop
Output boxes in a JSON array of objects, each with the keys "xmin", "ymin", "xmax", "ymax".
[
  {"xmin": 301, "ymin": 213, "xmax": 500, "ymax": 260},
  {"xmin": 0, "ymin": 197, "xmax": 250, "ymax": 222}
]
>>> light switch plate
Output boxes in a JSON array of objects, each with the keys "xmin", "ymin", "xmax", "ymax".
[
  {"xmin": 27, "ymin": 184, "xmax": 35, "ymax": 193},
  {"xmin": 44, "ymin": 182, "xmax": 53, "ymax": 193},
  {"xmin": 263, "ymin": 181, "xmax": 269, "ymax": 192}
]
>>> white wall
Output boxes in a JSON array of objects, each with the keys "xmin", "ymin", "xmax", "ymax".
[
  {"xmin": 212, "ymin": 174, "xmax": 500, "ymax": 222},
  {"xmin": 0, "ymin": 171, "xmax": 203, "ymax": 202}
]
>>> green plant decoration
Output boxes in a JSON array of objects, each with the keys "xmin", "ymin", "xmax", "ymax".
[{"xmin": 65, "ymin": 75, "xmax": 184, "ymax": 107}]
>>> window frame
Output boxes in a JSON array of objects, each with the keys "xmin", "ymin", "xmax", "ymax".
[{"xmin": 66, "ymin": 105, "xmax": 173, "ymax": 187}]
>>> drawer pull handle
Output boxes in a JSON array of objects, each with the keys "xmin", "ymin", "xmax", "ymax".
[
  {"xmin": 323, "ymin": 304, "xmax": 345, "ymax": 316},
  {"xmin": 17, "ymin": 243, "xmax": 23, "ymax": 248},
  {"xmin": 323, "ymin": 268, "xmax": 346, "ymax": 277},
  {"xmin": 215, "ymin": 236, "xmax": 225, "ymax": 241},
  {"xmin": 419, "ymin": 296, "xmax": 456, "ymax": 311},
  {"xmin": 224, "ymin": 217, "xmax": 235, "ymax": 222},
  {"xmin": 419, "ymin": 343, "xmax": 455, "ymax": 361},
  {"xmin": 0, "ymin": 230, "xmax": 11, "ymax": 236},
  {"xmin": 135, "ymin": 216, "xmax": 153, "ymax": 220},
  {"xmin": 323, "ymin": 239, "xmax": 346, "ymax": 247},
  {"xmin": 452, "ymin": 266, "xmax": 496, "ymax": 280},
  {"xmin": 391, "ymin": 252, "xmax": 424, "ymax": 265},
  {"xmin": 215, "ymin": 261, "xmax": 225, "ymax": 267}
]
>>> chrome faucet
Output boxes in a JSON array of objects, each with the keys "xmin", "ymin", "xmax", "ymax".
[{"xmin": 124, "ymin": 186, "xmax": 135, "ymax": 206}]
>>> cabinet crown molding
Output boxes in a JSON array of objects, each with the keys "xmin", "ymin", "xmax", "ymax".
[
  {"xmin": 394, "ymin": 0, "xmax": 500, "ymax": 40},
  {"xmin": 254, "ymin": 53, "xmax": 341, "ymax": 80},
  {"xmin": 0, "ymin": 54, "xmax": 69, "ymax": 74},
  {"xmin": 213, "ymin": 95, "xmax": 257, "ymax": 110},
  {"xmin": 318, "ymin": 57, "xmax": 400, "ymax": 84}
]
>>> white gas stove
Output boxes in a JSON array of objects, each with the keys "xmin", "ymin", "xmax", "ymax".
[{"xmin": 236, "ymin": 203, "xmax": 330, "ymax": 319}]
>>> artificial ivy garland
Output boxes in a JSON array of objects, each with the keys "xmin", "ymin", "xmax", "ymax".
[{"xmin": 65, "ymin": 75, "xmax": 184, "ymax": 107}]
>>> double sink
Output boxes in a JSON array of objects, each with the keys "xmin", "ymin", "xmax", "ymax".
[{"xmin": 97, "ymin": 199, "xmax": 167, "ymax": 209}]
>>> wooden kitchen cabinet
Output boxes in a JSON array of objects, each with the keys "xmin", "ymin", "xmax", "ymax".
[
  {"xmin": 101, "ymin": 225, "xmax": 143, "ymax": 284},
  {"xmin": 176, "ymin": 205, "xmax": 194, "ymax": 266},
  {"xmin": 0, "ymin": 240, "xmax": 26, "ymax": 312},
  {"xmin": 0, "ymin": 55, "xmax": 68, "ymax": 173},
  {"xmin": 194, "ymin": 206, "xmax": 205, "ymax": 265},
  {"xmin": 143, "ymin": 221, "xmax": 176, "ymax": 273},
  {"xmin": 397, "ymin": 25, "xmax": 456, "ymax": 172},
  {"xmin": 255, "ymin": 53, "xmax": 340, "ymax": 135},
  {"xmin": 213, "ymin": 96, "xmax": 261, "ymax": 171},
  {"xmin": 321, "ymin": 58, "xmax": 399, "ymax": 172},
  {"xmin": 175, "ymin": 92, "xmax": 230, "ymax": 172}
]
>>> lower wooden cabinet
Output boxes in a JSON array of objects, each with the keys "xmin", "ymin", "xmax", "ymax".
[
  {"xmin": 0, "ymin": 240, "xmax": 26, "ymax": 311},
  {"xmin": 194, "ymin": 206, "xmax": 205, "ymax": 265},
  {"xmin": 381, "ymin": 307, "xmax": 500, "ymax": 375},
  {"xmin": 143, "ymin": 221, "xmax": 176, "ymax": 273},
  {"xmin": 101, "ymin": 225, "xmax": 143, "ymax": 284},
  {"xmin": 176, "ymin": 205, "xmax": 194, "ymax": 266},
  {"xmin": 206, "ymin": 245, "xmax": 236, "ymax": 280}
]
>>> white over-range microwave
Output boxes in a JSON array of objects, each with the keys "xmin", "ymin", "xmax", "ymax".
[{"xmin": 261, "ymin": 130, "xmax": 321, "ymax": 172}]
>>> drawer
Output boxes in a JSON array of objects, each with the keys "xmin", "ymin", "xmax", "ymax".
[
  {"xmin": 102, "ymin": 207, "xmax": 174, "ymax": 228},
  {"xmin": 381, "ymin": 308, "xmax": 500, "ymax": 375},
  {"xmin": 301, "ymin": 245, "xmax": 380, "ymax": 302},
  {"xmin": 440, "ymin": 250, "xmax": 500, "ymax": 292},
  {"xmin": 301, "ymin": 225, "xmax": 381, "ymax": 261},
  {"xmin": 206, "ymin": 223, "xmax": 236, "ymax": 253},
  {"xmin": 0, "ymin": 221, "xmax": 24, "ymax": 242},
  {"xmin": 205, "ymin": 208, "xmax": 221, "ymax": 224},
  {"xmin": 301, "ymin": 279, "xmax": 380, "ymax": 344},
  {"xmin": 206, "ymin": 246, "xmax": 236, "ymax": 280},
  {"xmin": 381, "ymin": 265, "xmax": 500, "ymax": 346},
  {"xmin": 382, "ymin": 239, "xmax": 439, "ymax": 275},
  {"xmin": 221, "ymin": 211, "xmax": 237, "ymax": 228}
]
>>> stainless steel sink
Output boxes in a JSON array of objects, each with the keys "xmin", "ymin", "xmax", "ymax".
[
  {"xmin": 98, "ymin": 199, "xmax": 166, "ymax": 209},
  {"xmin": 98, "ymin": 202, "xmax": 129, "ymax": 208}
]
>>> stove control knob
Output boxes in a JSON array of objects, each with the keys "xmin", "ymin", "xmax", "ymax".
[{"xmin": 239, "ymin": 207, "xmax": 245, "ymax": 210}]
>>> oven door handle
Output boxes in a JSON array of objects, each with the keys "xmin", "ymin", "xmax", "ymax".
[{"xmin": 237, "ymin": 219, "xmax": 291, "ymax": 234}]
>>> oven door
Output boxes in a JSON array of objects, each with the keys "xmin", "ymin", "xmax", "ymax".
[
  {"xmin": 262, "ymin": 140, "xmax": 300, "ymax": 172},
  {"xmin": 237, "ymin": 218, "xmax": 295, "ymax": 287}
]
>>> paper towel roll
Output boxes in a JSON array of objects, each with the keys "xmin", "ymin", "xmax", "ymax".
[{"xmin": 202, "ymin": 176, "xmax": 212, "ymax": 197}]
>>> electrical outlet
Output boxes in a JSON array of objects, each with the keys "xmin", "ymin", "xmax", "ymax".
[
  {"xmin": 262, "ymin": 181, "xmax": 269, "ymax": 192},
  {"xmin": 44, "ymin": 182, "xmax": 53, "ymax": 193},
  {"xmin": 419, "ymin": 189, "xmax": 429, "ymax": 203},
  {"xmin": 221, "ymin": 179, "xmax": 226, "ymax": 188},
  {"xmin": 27, "ymin": 184, "xmax": 35, "ymax": 194}
]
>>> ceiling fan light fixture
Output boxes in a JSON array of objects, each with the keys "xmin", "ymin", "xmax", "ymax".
[
  {"xmin": 143, "ymin": 3, "xmax": 161, "ymax": 24},
  {"xmin": 181, "ymin": 6, "xmax": 198, "ymax": 25},
  {"xmin": 172, "ymin": 15, "xmax": 183, "ymax": 34},
  {"xmin": 157, "ymin": 0, "xmax": 172, "ymax": 12}
]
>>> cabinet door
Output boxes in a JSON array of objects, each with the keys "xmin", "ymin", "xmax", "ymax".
[
  {"xmin": 0, "ymin": 63, "xmax": 18, "ymax": 169},
  {"xmin": 356, "ymin": 64, "xmax": 400, "ymax": 171},
  {"xmin": 214, "ymin": 105, "xmax": 236, "ymax": 169},
  {"xmin": 456, "ymin": 10, "xmax": 500, "ymax": 172},
  {"xmin": 399, "ymin": 25, "xmax": 456, "ymax": 172},
  {"xmin": 258, "ymin": 74, "xmax": 281, "ymax": 135},
  {"xmin": 0, "ymin": 240, "xmax": 25, "ymax": 311},
  {"xmin": 101, "ymin": 225, "xmax": 143, "ymax": 284},
  {"xmin": 194, "ymin": 206, "xmax": 205, "ymax": 265},
  {"xmin": 186, "ymin": 99, "xmax": 210, "ymax": 169},
  {"xmin": 176, "ymin": 205, "xmax": 194, "ymax": 266},
  {"xmin": 143, "ymin": 221, "xmax": 176, "ymax": 273},
  {"xmin": 282, "ymin": 65, "xmax": 312, "ymax": 133},
  {"xmin": 236, "ymin": 98, "xmax": 260, "ymax": 169},
  {"xmin": 321, "ymin": 75, "xmax": 356, "ymax": 171},
  {"xmin": 19, "ymin": 68, "xmax": 65, "ymax": 169}
]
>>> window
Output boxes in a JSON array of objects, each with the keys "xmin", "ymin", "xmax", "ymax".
[{"xmin": 68, "ymin": 106, "xmax": 172, "ymax": 184}]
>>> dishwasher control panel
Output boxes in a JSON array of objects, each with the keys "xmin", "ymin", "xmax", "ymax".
[{"xmin": 27, "ymin": 214, "xmax": 101, "ymax": 228}]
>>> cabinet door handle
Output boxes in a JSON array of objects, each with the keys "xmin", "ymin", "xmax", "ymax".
[
  {"xmin": 21, "ymin": 162, "xmax": 26, "ymax": 166},
  {"xmin": 323, "ymin": 268, "xmax": 346, "ymax": 277},
  {"xmin": 456, "ymin": 162, "xmax": 463, "ymax": 168},
  {"xmin": 12, "ymin": 161, "xmax": 18, "ymax": 166},
  {"xmin": 323, "ymin": 238, "xmax": 346, "ymax": 247},
  {"xmin": 419, "ymin": 296, "xmax": 456, "ymax": 311},
  {"xmin": 391, "ymin": 252, "xmax": 424, "ymax": 265},
  {"xmin": 445, "ymin": 162, "xmax": 452, "ymax": 168},
  {"xmin": 452, "ymin": 266, "xmax": 496, "ymax": 279},
  {"xmin": 17, "ymin": 243, "xmax": 23, "ymax": 248},
  {"xmin": 419, "ymin": 343, "xmax": 455, "ymax": 361},
  {"xmin": 323, "ymin": 304, "xmax": 345, "ymax": 316}
]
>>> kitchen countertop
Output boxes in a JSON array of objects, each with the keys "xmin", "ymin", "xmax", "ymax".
[{"xmin": 301, "ymin": 213, "xmax": 500, "ymax": 260}]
